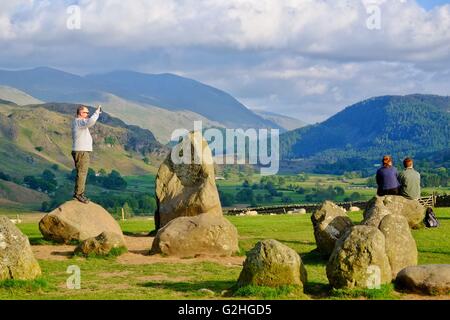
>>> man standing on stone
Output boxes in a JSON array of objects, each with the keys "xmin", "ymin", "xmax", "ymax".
[
  {"xmin": 71, "ymin": 105, "xmax": 102, "ymax": 204},
  {"xmin": 398, "ymin": 157, "xmax": 421, "ymax": 200}
]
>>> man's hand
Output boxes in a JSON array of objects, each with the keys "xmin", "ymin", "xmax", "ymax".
[{"xmin": 97, "ymin": 105, "xmax": 102, "ymax": 114}]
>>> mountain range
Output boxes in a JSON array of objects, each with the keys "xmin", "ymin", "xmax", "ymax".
[{"xmin": 0, "ymin": 67, "xmax": 304, "ymax": 143}]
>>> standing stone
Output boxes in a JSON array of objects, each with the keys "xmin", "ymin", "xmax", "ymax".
[
  {"xmin": 154, "ymin": 131, "xmax": 222, "ymax": 230},
  {"xmin": 39, "ymin": 200, "xmax": 124, "ymax": 244},
  {"xmin": 74, "ymin": 231, "xmax": 127, "ymax": 257},
  {"xmin": 237, "ymin": 239, "xmax": 307, "ymax": 288},
  {"xmin": 379, "ymin": 214, "xmax": 418, "ymax": 278},
  {"xmin": 326, "ymin": 225, "xmax": 392, "ymax": 289},
  {"xmin": 0, "ymin": 216, "xmax": 41, "ymax": 280},
  {"xmin": 150, "ymin": 213, "xmax": 239, "ymax": 257},
  {"xmin": 362, "ymin": 196, "xmax": 425, "ymax": 229},
  {"xmin": 395, "ymin": 265, "xmax": 450, "ymax": 295},
  {"xmin": 311, "ymin": 201, "xmax": 353, "ymax": 256}
]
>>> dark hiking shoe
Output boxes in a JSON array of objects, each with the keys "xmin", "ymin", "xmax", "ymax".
[{"xmin": 74, "ymin": 194, "xmax": 89, "ymax": 204}]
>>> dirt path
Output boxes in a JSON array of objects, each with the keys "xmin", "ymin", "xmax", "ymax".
[{"xmin": 31, "ymin": 235, "xmax": 245, "ymax": 266}]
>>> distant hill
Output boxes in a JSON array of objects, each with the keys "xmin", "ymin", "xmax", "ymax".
[
  {"xmin": 252, "ymin": 110, "xmax": 307, "ymax": 131},
  {"xmin": 280, "ymin": 94, "xmax": 450, "ymax": 168},
  {"xmin": 0, "ymin": 178, "xmax": 50, "ymax": 207},
  {"xmin": 83, "ymin": 92, "xmax": 225, "ymax": 144},
  {"xmin": 0, "ymin": 86, "xmax": 42, "ymax": 105},
  {"xmin": 0, "ymin": 67, "xmax": 282, "ymax": 143},
  {"xmin": 0, "ymin": 100, "xmax": 167, "ymax": 180}
]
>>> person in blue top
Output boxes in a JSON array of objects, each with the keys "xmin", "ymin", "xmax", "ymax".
[{"xmin": 376, "ymin": 155, "xmax": 400, "ymax": 196}]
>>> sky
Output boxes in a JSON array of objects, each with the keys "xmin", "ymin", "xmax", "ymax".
[{"xmin": 1, "ymin": 0, "xmax": 450, "ymax": 123}]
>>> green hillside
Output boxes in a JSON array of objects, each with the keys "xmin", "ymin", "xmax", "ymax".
[
  {"xmin": 0, "ymin": 101, "xmax": 167, "ymax": 180},
  {"xmin": 280, "ymin": 95, "xmax": 450, "ymax": 171}
]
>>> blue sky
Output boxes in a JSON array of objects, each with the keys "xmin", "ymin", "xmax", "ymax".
[
  {"xmin": 417, "ymin": 0, "xmax": 450, "ymax": 9},
  {"xmin": 0, "ymin": 0, "xmax": 449, "ymax": 123}
]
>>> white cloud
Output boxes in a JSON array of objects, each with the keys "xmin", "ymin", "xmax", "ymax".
[{"xmin": 0, "ymin": 0, "xmax": 449, "ymax": 123}]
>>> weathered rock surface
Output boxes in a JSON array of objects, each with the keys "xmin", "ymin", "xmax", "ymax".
[
  {"xmin": 0, "ymin": 216, "xmax": 41, "ymax": 280},
  {"xmin": 150, "ymin": 213, "xmax": 239, "ymax": 257},
  {"xmin": 39, "ymin": 200, "xmax": 124, "ymax": 244},
  {"xmin": 74, "ymin": 231, "xmax": 127, "ymax": 256},
  {"xmin": 237, "ymin": 239, "xmax": 307, "ymax": 288},
  {"xmin": 326, "ymin": 225, "xmax": 392, "ymax": 289},
  {"xmin": 362, "ymin": 196, "xmax": 425, "ymax": 229},
  {"xmin": 395, "ymin": 265, "xmax": 450, "ymax": 295},
  {"xmin": 379, "ymin": 214, "xmax": 418, "ymax": 278},
  {"xmin": 154, "ymin": 131, "xmax": 222, "ymax": 230},
  {"xmin": 311, "ymin": 201, "xmax": 353, "ymax": 255}
]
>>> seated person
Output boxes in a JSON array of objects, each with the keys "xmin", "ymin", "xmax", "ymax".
[
  {"xmin": 376, "ymin": 155, "xmax": 400, "ymax": 196},
  {"xmin": 398, "ymin": 157, "xmax": 421, "ymax": 200}
]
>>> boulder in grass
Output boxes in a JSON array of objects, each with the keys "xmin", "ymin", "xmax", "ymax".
[
  {"xmin": 0, "ymin": 216, "xmax": 41, "ymax": 280},
  {"xmin": 74, "ymin": 232, "xmax": 127, "ymax": 257},
  {"xmin": 150, "ymin": 213, "xmax": 239, "ymax": 258},
  {"xmin": 311, "ymin": 201, "xmax": 353, "ymax": 256},
  {"xmin": 237, "ymin": 239, "xmax": 307, "ymax": 288},
  {"xmin": 395, "ymin": 265, "xmax": 450, "ymax": 295},
  {"xmin": 326, "ymin": 225, "xmax": 392, "ymax": 289},
  {"xmin": 362, "ymin": 196, "xmax": 425, "ymax": 229},
  {"xmin": 379, "ymin": 214, "xmax": 418, "ymax": 278},
  {"xmin": 39, "ymin": 200, "xmax": 124, "ymax": 244}
]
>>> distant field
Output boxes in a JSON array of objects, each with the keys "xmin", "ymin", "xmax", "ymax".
[{"xmin": 0, "ymin": 208, "xmax": 449, "ymax": 300}]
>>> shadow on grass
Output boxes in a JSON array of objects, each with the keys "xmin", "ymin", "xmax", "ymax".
[
  {"xmin": 300, "ymin": 249, "xmax": 328, "ymax": 266},
  {"xmin": 280, "ymin": 240, "xmax": 316, "ymax": 246},
  {"xmin": 123, "ymin": 231, "xmax": 151, "ymax": 237},
  {"xmin": 139, "ymin": 280, "xmax": 235, "ymax": 296},
  {"xmin": 303, "ymin": 281, "xmax": 331, "ymax": 298}
]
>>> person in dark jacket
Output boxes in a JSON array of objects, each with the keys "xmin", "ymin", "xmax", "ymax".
[{"xmin": 376, "ymin": 155, "xmax": 400, "ymax": 196}]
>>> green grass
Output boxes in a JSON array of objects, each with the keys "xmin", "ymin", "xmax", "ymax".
[{"xmin": 2, "ymin": 207, "xmax": 450, "ymax": 299}]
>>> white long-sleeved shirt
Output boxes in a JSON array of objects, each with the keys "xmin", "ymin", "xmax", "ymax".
[{"xmin": 72, "ymin": 110, "xmax": 100, "ymax": 151}]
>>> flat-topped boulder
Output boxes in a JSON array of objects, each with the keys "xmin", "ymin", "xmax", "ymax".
[
  {"xmin": 150, "ymin": 213, "xmax": 239, "ymax": 257},
  {"xmin": 154, "ymin": 131, "xmax": 222, "ymax": 230},
  {"xmin": 395, "ymin": 264, "xmax": 450, "ymax": 295},
  {"xmin": 362, "ymin": 196, "xmax": 425, "ymax": 229},
  {"xmin": 311, "ymin": 201, "xmax": 353, "ymax": 256},
  {"xmin": 39, "ymin": 200, "xmax": 124, "ymax": 244},
  {"xmin": 237, "ymin": 239, "xmax": 307, "ymax": 288},
  {"xmin": 0, "ymin": 216, "xmax": 41, "ymax": 280}
]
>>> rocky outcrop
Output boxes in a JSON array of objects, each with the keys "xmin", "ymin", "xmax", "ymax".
[
  {"xmin": 311, "ymin": 201, "xmax": 353, "ymax": 256},
  {"xmin": 74, "ymin": 232, "xmax": 127, "ymax": 257},
  {"xmin": 39, "ymin": 200, "xmax": 124, "ymax": 244},
  {"xmin": 237, "ymin": 239, "xmax": 307, "ymax": 288},
  {"xmin": 0, "ymin": 216, "xmax": 41, "ymax": 280},
  {"xmin": 150, "ymin": 213, "xmax": 239, "ymax": 257},
  {"xmin": 326, "ymin": 225, "xmax": 392, "ymax": 289},
  {"xmin": 154, "ymin": 131, "xmax": 222, "ymax": 230},
  {"xmin": 395, "ymin": 265, "xmax": 450, "ymax": 295}
]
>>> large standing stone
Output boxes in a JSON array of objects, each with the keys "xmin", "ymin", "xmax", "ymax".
[
  {"xmin": 74, "ymin": 232, "xmax": 127, "ymax": 257},
  {"xmin": 39, "ymin": 200, "xmax": 124, "ymax": 244},
  {"xmin": 237, "ymin": 239, "xmax": 307, "ymax": 288},
  {"xmin": 0, "ymin": 216, "xmax": 41, "ymax": 280},
  {"xmin": 150, "ymin": 213, "xmax": 239, "ymax": 257},
  {"xmin": 395, "ymin": 265, "xmax": 450, "ymax": 295},
  {"xmin": 154, "ymin": 131, "xmax": 222, "ymax": 230},
  {"xmin": 326, "ymin": 225, "xmax": 392, "ymax": 289},
  {"xmin": 311, "ymin": 201, "xmax": 353, "ymax": 256},
  {"xmin": 379, "ymin": 214, "xmax": 418, "ymax": 278},
  {"xmin": 362, "ymin": 196, "xmax": 425, "ymax": 229}
]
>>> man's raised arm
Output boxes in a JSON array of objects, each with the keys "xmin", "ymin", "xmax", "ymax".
[{"xmin": 77, "ymin": 106, "xmax": 102, "ymax": 129}]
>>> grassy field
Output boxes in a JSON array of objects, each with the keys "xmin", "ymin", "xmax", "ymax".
[{"xmin": 0, "ymin": 208, "xmax": 449, "ymax": 300}]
